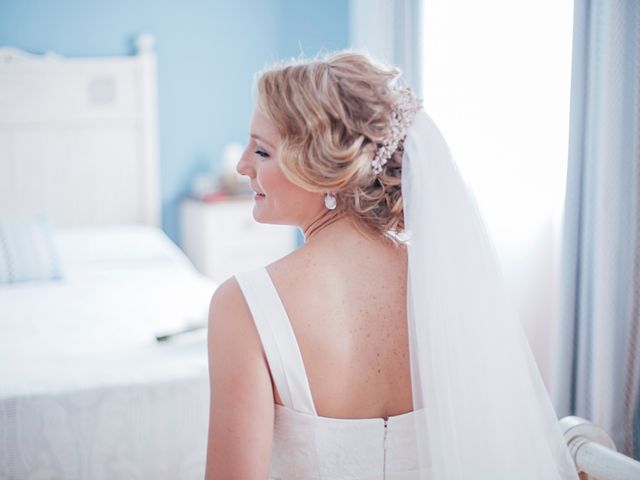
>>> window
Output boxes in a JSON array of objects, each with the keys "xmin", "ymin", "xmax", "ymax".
[{"xmin": 421, "ymin": 0, "xmax": 574, "ymax": 382}]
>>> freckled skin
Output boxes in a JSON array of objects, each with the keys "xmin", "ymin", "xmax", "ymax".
[{"xmin": 236, "ymin": 107, "xmax": 413, "ymax": 420}]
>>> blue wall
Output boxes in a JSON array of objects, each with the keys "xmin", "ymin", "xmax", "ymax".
[{"xmin": 0, "ymin": 0, "xmax": 350, "ymax": 246}]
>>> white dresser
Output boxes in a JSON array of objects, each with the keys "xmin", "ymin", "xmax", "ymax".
[{"xmin": 180, "ymin": 197, "xmax": 299, "ymax": 283}]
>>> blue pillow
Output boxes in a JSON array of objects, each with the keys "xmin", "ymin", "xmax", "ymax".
[{"xmin": 0, "ymin": 215, "xmax": 63, "ymax": 284}]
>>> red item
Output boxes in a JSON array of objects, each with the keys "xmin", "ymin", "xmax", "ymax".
[{"xmin": 200, "ymin": 191, "xmax": 231, "ymax": 203}]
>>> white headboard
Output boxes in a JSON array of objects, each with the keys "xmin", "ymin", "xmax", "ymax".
[{"xmin": 0, "ymin": 34, "xmax": 160, "ymax": 227}]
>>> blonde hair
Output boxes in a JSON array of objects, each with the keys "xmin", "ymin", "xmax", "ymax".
[{"xmin": 255, "ymin": 50, "xmax": 408, "ymax": 247}]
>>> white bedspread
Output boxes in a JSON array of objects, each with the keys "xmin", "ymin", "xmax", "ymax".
[{"xmin": 0, "ymin": 225, "xmax": 217, "ymax": 479}]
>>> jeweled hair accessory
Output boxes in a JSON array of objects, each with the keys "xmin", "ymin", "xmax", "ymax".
[{"xmin": 371, "ymin": 86, "xmax": 422, "ymax": 175}]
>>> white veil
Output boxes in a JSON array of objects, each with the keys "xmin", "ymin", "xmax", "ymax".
[{"xmin": 402, "ymin": 109, "xmax": 579, "ymax": 478}]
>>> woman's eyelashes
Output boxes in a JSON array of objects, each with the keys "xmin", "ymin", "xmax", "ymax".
[{"xmin": 254, "ymin": 148, "xmax": 270, "ymax": 158}]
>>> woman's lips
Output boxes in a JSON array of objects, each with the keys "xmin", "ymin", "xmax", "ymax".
[{"xmin": 254, "ymin": 192, "xmax": 266, "ymax": 200}]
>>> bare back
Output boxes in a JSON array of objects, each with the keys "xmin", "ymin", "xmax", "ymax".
[{"xmin": 265, "ymin": 234, "xmax": 412, "ymax": 420}]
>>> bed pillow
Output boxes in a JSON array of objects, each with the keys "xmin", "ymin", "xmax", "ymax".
[
  {"xmin": 0, "ymin": 215, "xmax": 63, "ymax": 283},
  {"xmin": 55, "ymin": 224, "xmax": 194, "ymax": 269}
]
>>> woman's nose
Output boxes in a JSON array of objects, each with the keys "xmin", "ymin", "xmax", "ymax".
[{"xmin": 236, "ymin": 148, "xmax": 254, "ymax": 177}]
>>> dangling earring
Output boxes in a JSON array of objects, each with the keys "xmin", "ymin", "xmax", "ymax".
[{"xmin": 324, "ymin": 192, "xmax": 336, "ymax": 210}]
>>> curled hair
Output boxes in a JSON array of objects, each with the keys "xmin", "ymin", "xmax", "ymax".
[{"xmin": 255, "ymin": 50, "xmax": 409, "ymax": 247}]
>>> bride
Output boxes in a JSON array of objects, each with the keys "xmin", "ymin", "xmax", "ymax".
[{"xmin": 204, "ymin": 51, "xmax": 579, "ymax": 479}]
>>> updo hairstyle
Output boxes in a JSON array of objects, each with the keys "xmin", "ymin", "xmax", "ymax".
[{"xmin": 255, "ymin": 51, "xmax": 409, "ymax": 247}]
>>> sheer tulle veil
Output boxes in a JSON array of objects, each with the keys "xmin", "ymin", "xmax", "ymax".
[{"xmin": 401, "ymin": 108, "xmax": 579, "ymax": 478}]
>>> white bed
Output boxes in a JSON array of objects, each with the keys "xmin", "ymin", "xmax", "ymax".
[
  {"xmin": 0, "ymin": 225, "xmax": 214, "ymax": 479},
  {"xmin": 0, "ymin": 36, "xmax": 217, "ymax": 479}
]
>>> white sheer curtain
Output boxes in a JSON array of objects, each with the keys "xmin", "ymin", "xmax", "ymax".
[
  {"xmin": 420, "ymin": 0, "xmax": 574, "ymax": 389},
  {"xmin": 349, "ymin": 0, "xmax": 422, "ymax": 96}
]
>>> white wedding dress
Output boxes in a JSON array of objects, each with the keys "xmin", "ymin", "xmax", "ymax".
[{"xmin": 235, "ymin": 266, "xmax": 430, "ymax": 480}]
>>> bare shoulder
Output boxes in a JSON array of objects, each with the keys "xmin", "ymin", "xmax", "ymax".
[
  {"xmin": 208, "ymin": 275, "xmax": 259, "ymax": 351},
  {"xmin": 209, "ymin": 276, "xmax": 249, "ymax": 328},
  {"xmin": 210, "ymin": 275, "xmax": 243, "ymax": 305},
  {"xmin": 205, "ymin": 275, "xmax": 274, "ymax": 478}
]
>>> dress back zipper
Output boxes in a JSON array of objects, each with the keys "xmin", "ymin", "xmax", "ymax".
[{"xmin": 383, "ymin": 418, "xmax": 388, "ymax": 479}]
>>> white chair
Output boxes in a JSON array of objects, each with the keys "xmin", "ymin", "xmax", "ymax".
[{"xmin": 560, "ymin": 416, "xmax": 640, "ymax": 480}]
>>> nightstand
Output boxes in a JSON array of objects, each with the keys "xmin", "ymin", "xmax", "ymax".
[{"xmin": 180, "ymin": 197, "xmax": 298, "ymax": 283}]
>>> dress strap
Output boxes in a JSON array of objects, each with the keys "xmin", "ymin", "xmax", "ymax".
[{"xmin": 234, "ymin": 267, "xmax": 317, "ymax": 416}]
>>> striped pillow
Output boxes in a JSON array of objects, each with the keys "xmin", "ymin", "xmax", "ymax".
[{"xmin": 0, "ymin": 215, "xmax": 63, "ymax": 284}]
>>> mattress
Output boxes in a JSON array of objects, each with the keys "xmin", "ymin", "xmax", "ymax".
[{"xmin": 0, "ymin": 225, "xmax": 217, "ymax": 479}]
